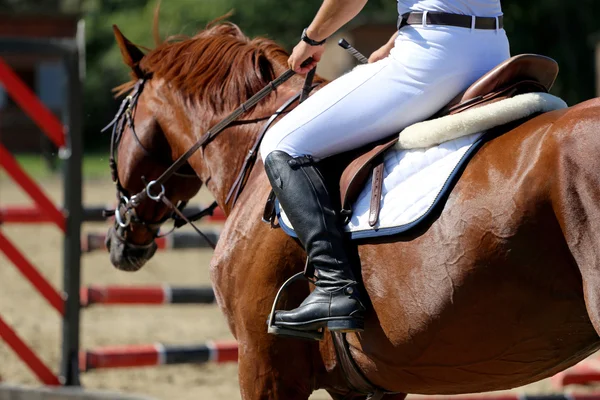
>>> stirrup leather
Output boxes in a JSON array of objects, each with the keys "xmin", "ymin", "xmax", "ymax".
[{"xmin": 267, "ymin": 271, "xmax": 325, "ymax": 341}]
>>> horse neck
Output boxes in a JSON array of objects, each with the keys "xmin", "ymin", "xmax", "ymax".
[{"xmin": 190, "ymin": 80, "xmax": 303, "ymax": 215}]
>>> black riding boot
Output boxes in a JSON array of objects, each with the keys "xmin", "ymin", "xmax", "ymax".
[{"xmin": 264, "ymin": 150, "xmax": 365, "ymax": 334}]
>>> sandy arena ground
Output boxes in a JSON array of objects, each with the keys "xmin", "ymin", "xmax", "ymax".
[{"xmin": 0, "ymin": 174, "xmax": 597, "ymax": 399}]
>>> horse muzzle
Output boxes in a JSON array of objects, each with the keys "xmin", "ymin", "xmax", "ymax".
[{"xmin": 105, "ymin": 225, "xmax": 158, "ymax": 272}]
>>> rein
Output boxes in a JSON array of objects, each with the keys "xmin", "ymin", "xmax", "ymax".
[
  {"xmin": 104, "ymin": 60, "xmax": 316, "ymax": 248},
  {"xmin": 128, "ymin": 66, "xmax": 299, "ymax": 209}
]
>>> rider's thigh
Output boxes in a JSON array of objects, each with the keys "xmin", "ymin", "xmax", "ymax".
[{"xmin": 260, "ymin": 26, "xmax": 510, "ymax": 161}]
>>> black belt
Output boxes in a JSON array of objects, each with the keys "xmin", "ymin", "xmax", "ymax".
[{"xmin": 398, "ymin": 12, "xmax": 503, "ymax": 30}]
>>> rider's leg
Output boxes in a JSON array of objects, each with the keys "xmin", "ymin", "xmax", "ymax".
[
  {"xmin": 264, "ymin": 150, "xmax": 366, "ymax": 332},
  {"xmin": 260, "ymin": 26, "xmax": 510, "ymax": 333}
]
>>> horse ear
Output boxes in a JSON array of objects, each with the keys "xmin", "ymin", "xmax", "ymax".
[
  {"xmin": 256, "ymin": 54, "xmax": 275, "ymax": 83},
  {"xmin": 113, "ymin": 25, "xmax": 145, "ymax": 78}
]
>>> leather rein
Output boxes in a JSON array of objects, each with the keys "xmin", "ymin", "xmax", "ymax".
[{"xmin": 103, "ymin": 65, "xmax": 317, "ymax": 248}]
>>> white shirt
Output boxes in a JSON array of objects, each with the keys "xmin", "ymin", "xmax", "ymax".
[{"xmin": 397, "ymin": 0, "xmax": 502, "ymax": 17}]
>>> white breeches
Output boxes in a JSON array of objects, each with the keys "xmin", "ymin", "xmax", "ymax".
[{"xmin": 260, "ymin": 25, "xmax": 510, "ymax": 161}]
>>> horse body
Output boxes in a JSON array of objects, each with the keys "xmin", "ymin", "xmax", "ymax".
[
  {"xmin": 208, "ymin": 101, "xmax": 600, "ymax": 397},
  {"xmin": 108, "ymin": 21, "xmax": 600, "ymax": 399}
]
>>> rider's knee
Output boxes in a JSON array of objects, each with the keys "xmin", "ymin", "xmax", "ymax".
[{"xmin": 259, "ymin": 125, "xmax": 300, "ymax": 162}]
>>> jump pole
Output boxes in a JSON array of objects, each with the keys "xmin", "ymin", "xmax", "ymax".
[
  {"xmin": 80, "ymin": 341, "xmax": 238, "ymax": 371},
  {"xmin": 0, "ymin": 145, "xmax": 65, "ymax": 230},
  {"xmin": 80, "ymin": 285, "xmax": 215, "ymax": 306},
  {"xmin": 0, "ymin": 232, "xmax": 65, "ymax": 314},
  {"xmin": 418, "ymin": 396, "xmax": 600, "ymax": 400},
  {"xmin": 0, "ymin": 35, "xmax": 83, "ymax": 386},
  {"xmin": 551, "ymin": 358, "xmax": 600, "ymax": 387},
  {"xmin": 60, "ymin": 29, "xmax": 85, "ymax": 386},
  {"xmin": 82, "ymin": 230, "xmax": 221, "ymax": 252},
  {"xmin": 0, "ymin": 204, "xmax": 226, "ymax": 224},
  {"xmin": 0, "ymin": 316, "xmax": 61, "ymax": 385},
  {"xmin": 0, "ymin": 205, "xmax": 112, "ymax": 224}
]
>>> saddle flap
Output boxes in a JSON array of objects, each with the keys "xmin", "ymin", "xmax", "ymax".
[{"xmin": 340, "ymin": 136, "xmax": 398, "ymax": 212}]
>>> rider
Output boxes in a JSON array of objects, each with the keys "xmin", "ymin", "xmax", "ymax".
[{"xmin": 260, "ymin": 0, "xmax": 509, "ymax": 336}]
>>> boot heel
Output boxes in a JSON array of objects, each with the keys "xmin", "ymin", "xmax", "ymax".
[{"xmin": 327, "ymin": 318, "xmax": 364, "ymax": 333}]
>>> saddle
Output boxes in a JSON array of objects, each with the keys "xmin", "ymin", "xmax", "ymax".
[{"xmin": 339, "ymin": 54, "xmax": 559, "ymax": 226}]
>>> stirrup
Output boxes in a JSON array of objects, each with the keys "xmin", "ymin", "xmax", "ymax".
[{"xmin": 267, "ymin": 272, "xmax": 324, "ymax": 341}]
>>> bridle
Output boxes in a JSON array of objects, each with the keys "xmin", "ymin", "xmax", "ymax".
[
  {"xmin": 103, "ymin": 63, "xmax": 317, "ymax": 249},
  {"xmin": 102, "ymin": 77, "xmax": 215, "ymax": 246}
]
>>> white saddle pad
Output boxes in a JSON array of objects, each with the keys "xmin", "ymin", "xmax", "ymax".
[
  {"xmin": 277, "ymin": 92, "xmax": 568, "ymax": 240},
  {"xmin": 278, "ymin": 133, "xmax": 483, "ymax": 239},
  {"xmin": 345, "ymin": 132, "xmax": 482, "ymax": 236}
]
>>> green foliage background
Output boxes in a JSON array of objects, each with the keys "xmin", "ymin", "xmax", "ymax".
[{"xmin": 2, "ymin": 0, "xmax": 599, "ymax": 151}]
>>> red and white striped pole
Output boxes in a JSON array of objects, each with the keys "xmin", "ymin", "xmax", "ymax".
[
  {"xmin": 80, "ymin": 285, "xmax": 215, "ymax": 307},
  {"xmin": 551, "ymin": 357, "xmax": 600, "ymax": 388},
  {"xmin": 80, "ymin": 341, "xmax": 238, "ymax": 371},
  {"xmin": 0, "ymin": 204, "xmax": 226, "ymax": 224},
  {"xmin": 81, "ymin": 230, "xmax": 221, "ymax": 253},
  {"xmin": 411, "ymin": 395, "xmax": 600, "ymax": 400}
]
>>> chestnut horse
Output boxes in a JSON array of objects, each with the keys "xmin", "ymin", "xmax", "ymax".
[{"xmin": 106, "ymin": 21, "xmax": 600, "ymax": 400}]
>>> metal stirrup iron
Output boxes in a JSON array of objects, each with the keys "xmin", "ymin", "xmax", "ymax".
[{"xmin": 267, "ymin": 261, "xmax": 324, "ymax": 341}]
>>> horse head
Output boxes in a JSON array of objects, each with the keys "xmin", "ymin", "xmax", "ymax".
[
  {"xmin": 105, "ymin": 25, "xmax": 202, "ymax": 272},
  {"xmin": 106, "ymin": 21, "xmax": 307, "ymax": 272}
]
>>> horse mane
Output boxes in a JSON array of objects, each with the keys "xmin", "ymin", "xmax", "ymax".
[{"xmin": 116, "ymin": 18, "xmax": 290, "ymax": 114}]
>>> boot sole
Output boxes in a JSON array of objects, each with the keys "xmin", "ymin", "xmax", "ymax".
[
  {"xmin": 327, "ymin": 318, "xmax": 364, "ymax": 333},
  {"xmin": 268, "ymin": 325, "xmax": 324, "ymax": 341},
  {"xmin": 273, "ymin": 316, "xmax": 364, "ymax": 333}
]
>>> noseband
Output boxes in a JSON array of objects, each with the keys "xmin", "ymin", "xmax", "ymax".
[{"xmin": 103, "ymin": 63, "xmax": 317, "ymax": 248}]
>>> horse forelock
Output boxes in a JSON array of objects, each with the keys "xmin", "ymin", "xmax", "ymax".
[{"xmin": 120, "ymin": 21, "xmax": 290, "ymax": 115}]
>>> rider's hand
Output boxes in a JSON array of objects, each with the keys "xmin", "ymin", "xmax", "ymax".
[
  {"xmin": 288, "ymin": 41, "xmax": 325, "ymax": 74},
  {"xmin": 368, "ymin": 44, "xmax": 392, "ymax": 63}
]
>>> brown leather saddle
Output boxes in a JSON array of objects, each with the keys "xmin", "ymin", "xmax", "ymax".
[{"xmin": 339, "ymin": 54, "xmax": 559, "ymax": 227}]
